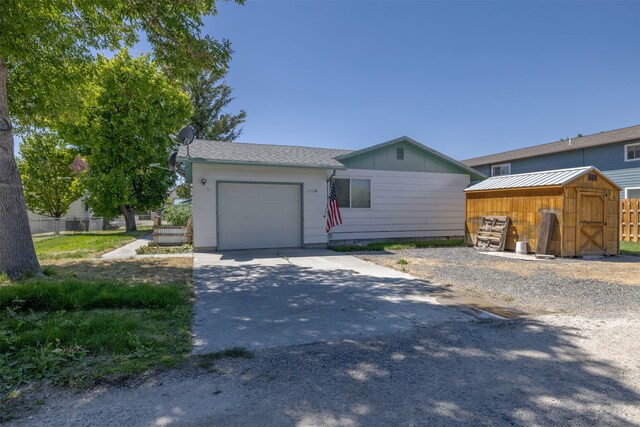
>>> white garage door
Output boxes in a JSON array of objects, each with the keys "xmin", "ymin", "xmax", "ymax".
[{"xmin": 218, "ymin": 182, "xmax": 302, "ymax": 250}]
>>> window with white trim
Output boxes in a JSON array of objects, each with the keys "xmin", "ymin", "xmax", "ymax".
[
  {"xmin": 625, "ymin": 187, "xmax": 640, "ymax": 199},
  {"xmin": 625, "ymin": 143, "xmax": 640, "ymax": 162},
  {"xmin": 491, "ymin": 163, "xmax": 511, "ymax": 176},
  {"xmin": 334, "ymin": 178, "xmax": 371, "ymax": 208}
]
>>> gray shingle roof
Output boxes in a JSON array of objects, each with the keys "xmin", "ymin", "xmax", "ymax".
[
  {"xmin": 465, "ymin": 166, "xmax": 605, "ymax": 191},
  {"xmin": 463, "ymin": 124, "xmax": 640, "ymax": 167},
  {"xmin": 177, "ymin": 140, "xmax": 351, "ymax": 169}
]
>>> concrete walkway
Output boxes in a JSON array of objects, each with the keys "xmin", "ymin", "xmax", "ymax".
[
  {"xmin": 192, "ymin": 248, "xmax": 472, "ymax": 353},
  {"xmin": 101, "ymin": 234, "xmax": 152, "ymax": 259}
]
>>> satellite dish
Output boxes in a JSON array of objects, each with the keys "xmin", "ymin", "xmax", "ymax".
[
  {"xmin": 168, "ymin": 151, "xmax": 178, "ymax": 172},
  {"xmin": 178, "ymin": 126, "xmax": 195, "ymax": 146}
]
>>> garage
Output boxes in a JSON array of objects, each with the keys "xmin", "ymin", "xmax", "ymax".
[{"xmin": 217, "ymin": 182, "xmax": 302, "ymax": 250}]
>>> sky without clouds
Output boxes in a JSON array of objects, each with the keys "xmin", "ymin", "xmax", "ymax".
[{"xmin": 15, "ymin": 1, "xmax": 640, "ymax": 160}]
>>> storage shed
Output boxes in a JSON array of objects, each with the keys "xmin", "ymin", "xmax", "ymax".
[{"xmin": 465, "ymin": 166, "xmax": 620, "ymax": 257}]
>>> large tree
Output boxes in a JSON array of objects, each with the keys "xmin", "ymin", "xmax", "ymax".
[
  {"xmin": 0, "ymin": 0, "xmax": 242, "ymax": 279},
  {"xmin": 189, "ymin": 70, "xmax": 247, "ymax": 141},
  {"xmin": 17, "ymin": 132, "xmax": 83, "ymax": 218},
  {"xmin": 67, "ymin": 51, "xmax": 192, "ymax": 232}
]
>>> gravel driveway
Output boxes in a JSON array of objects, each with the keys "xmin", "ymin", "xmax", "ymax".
[{"xmin": 358, "ymin": 247, "xmax": 640, "ymax": 317}]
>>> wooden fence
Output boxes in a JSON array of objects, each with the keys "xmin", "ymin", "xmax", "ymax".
[{"xmin": 620, "ymin": 198, "xmax": 640, "ymax": 242}]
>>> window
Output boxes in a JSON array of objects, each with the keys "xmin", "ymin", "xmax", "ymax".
[
  {"xmin": 491, "ymin": 163, "xmax": 511, "ymax": 176},
  {"xmin": 396, "ymin": 147, "xmax": 404, "ymax": 160},
  {"xmin": 625, "ymin": 187, "xmax": 640, "ymax": 199},
  {"xmin": 334, "ymin": 178, "xmax": 371, "ymax": 208},
  {"xmin": 625, "ymin": 143, "xmax": 640, "ymax": 162}
]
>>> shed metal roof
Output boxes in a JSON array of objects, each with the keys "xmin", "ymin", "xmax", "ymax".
[
  {"xmin": 177, "ymin": 140, "xmax": 350, "ymax": 169},
  {"xmin": 465, "ymin": 166, "xmax": 601, "ymax": 192}
]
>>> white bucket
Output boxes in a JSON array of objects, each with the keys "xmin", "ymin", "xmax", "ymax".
[{"xmin": 515, "ymin": 241, "xmax": 528, "ymax": 255}]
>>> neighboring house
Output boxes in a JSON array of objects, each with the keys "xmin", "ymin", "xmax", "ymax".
[
  {"xmin": 27, "ymin": 198, "xmax": 92, "ymax": 221},
  {"xmin": 177, "ymin": 136, "xmax": 484, "ymax": 250},
  {"xmin": 27, "ymin": 198, "xmax": 95, "ymax": 234},
  {"xmin": 462, "ymin": 124, "xmax": 640, "ymax": 199}
]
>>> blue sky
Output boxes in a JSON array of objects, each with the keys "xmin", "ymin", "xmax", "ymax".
[
  {"xmin": 15, "ymin": 1, "xmax": 639, "ymax": 161},
  {"xmin": 196, "ymin": 0, "xmax": 640, "ymax": 160}
]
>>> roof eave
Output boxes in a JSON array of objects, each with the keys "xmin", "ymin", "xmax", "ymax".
[
  {"xmin": 465, "ymin": 185, "xmax": 564, "ymax": 193},
  {"xmin": 176, "ymin": 157, "xmax": 347, "ymax": 170},
  {"xmin": 463, "ymin": 134, "xmax": 640, "ymax": 167}
]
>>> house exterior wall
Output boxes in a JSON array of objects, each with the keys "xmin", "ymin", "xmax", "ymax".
[
  {"xmin": 340, "ymin": 141, "xmax": 465, "ymax": 174},
  {"xmin": 27, "ymin": 198, "xmax": 91, "ymax": 220},
  {"xmin": 470, "ymin": 139, "xmax": 640, "ymax": 197},
  {"xmin": 190, "ymin": 163, "xmax": 328, "ymax": 249},
  {"xmin": 329, "ymin": 169, "xmax": 470, "ymax": 242}
]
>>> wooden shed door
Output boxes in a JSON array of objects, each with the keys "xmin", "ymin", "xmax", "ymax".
[{"xmin": 576, "ymin": 191, "xmax": 607, "ymax": 256}]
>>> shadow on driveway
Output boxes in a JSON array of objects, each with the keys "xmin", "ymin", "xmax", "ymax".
[
  {"xmin": 18, "ymin": 316, "xmax": 640, "ymax": 426},
  {"xmin": 192, "ymin": 251, "xmax": 471, "ymax": 353}
]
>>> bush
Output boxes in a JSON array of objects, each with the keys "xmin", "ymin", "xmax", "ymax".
[{"xmin": 163, "ymin": 203, "xmax": 192, "ymax": 226}]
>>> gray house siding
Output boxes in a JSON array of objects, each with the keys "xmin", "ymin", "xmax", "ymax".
[{"xmin": 472, "ymin": 139, "xmax": 640, "ymax": 196}]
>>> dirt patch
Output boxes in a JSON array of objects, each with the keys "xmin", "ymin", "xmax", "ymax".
[
  {"xmin": 42, "ymin": 257, "xmax": 193, "ymax": 286},
  {"xmin": 476, "ymin": 256, "xmax": 640, "ymax": 286}
]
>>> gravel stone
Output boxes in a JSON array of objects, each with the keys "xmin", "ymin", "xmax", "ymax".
[{"xmin": 357, "ymin": 247, "xmax": 640, "ymax": 317}]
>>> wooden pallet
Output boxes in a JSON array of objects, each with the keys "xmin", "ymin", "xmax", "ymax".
[{"xmin": 475, "ymin": 216, "xmax": 511, "ymax": 252}]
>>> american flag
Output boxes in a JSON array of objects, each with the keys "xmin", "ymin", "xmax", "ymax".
[{"xmin": 326, "ymin": 178, "xmax": 343, "ymax": 232}]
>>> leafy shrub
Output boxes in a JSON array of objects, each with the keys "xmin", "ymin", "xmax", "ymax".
[{"xmin": 163, "ymin": 203, "xmax": 192, "ymax": 226}]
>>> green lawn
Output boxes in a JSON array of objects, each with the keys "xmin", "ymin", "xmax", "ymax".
[
  {"xmin": 34, "ymin": 229, "xmax": 150, "ymax": 260},
  {"xmin": 330, "ymin": 239, "xmax": 466, "ymax": 252},
  {"xmin": 620, "ymin": 240, "xmax": 640, "ymax": 256},
  {"xmin": 0, "ymin": 277, "xmax": 191, "ymax": 395},
  {"xmin": 1, "ymin": 230, "xmax": 194, "ymax": 419}
]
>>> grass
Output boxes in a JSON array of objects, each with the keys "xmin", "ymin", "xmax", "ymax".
[
  {"xmin": 0, "ymin": 255, "xmax": 193, "ymax": 422},
  {"xmin": 34, "ymin": 229, "xmax": 151, "ymax": 260},
  {"xmin": 136, "ymin": 243, "xmax": 193, "ymax": 255},
  {"xmin": 397, "ymin": 258, "xmax": 409, "ymax": 265},
  {"xmin": 0, "ymin": 277, "xmax": 191, "ymax": 394},
  {"xmin": 620, "ymin": 240, "xmax": 640, "ymax": 256},
  {"xmin": 330, "ymin": 239, "xmax": 466, "ymax": 252}
]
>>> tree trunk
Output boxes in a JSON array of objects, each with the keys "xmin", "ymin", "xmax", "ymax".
[
  {"xmin": 0, "ymin": 59, "xmax": 41, "ymax": 279},
  {"xmin": 121, "ymin": 205, "xmax": 137, "ymax": 232}
]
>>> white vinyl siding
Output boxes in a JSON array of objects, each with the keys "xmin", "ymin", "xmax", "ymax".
[
  {"xmin": 329, "ymin": 169, "xmax": 469, "ymax": 241},
  {"xmin": 27, "ymin": 198, "xmax": 91, "ymax": 220},
  {"xmin": 191, "ymin": 164, "xmax": 327, "ymax": 249}
]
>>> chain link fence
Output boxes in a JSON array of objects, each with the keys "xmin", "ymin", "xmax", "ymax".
[{"xmin": 29, "ymin": 217, "xmax": 155, "ymax": 236}]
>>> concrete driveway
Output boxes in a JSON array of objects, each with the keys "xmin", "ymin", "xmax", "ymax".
[{"xmin": 192, "ymin": 248, "xmax": 472, "ymax": 353}]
